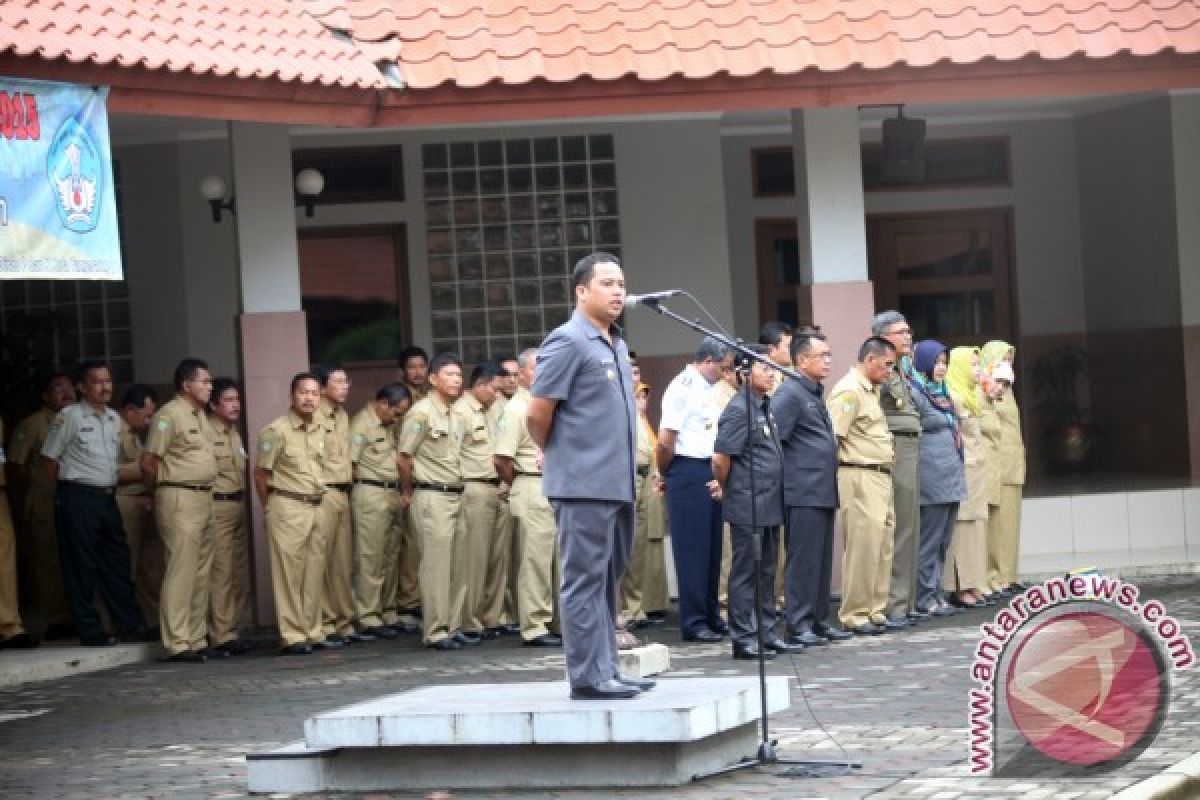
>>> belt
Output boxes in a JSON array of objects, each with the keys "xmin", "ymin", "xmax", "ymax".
[
  {"xmin": 58, "ymin": 480, "xmax": 116, "ymax": 495},
  {"xmin": 269, "ymin": 488, "xmax": 324, "ymax": 506},
  {"xmin": 212, "ymin": 491, "xmax": 245, "ymax": 503},
  {"xmin": 839, "ymin": 462, "xmax": 892, "ymax": 475},
  {"xmin": 637, "ymin": 465, "xmax": 650, "ymax": 477},
  {"xmin": 413, "ymin": 482, "xmax": 464, "ymax": 494},
  {"xmin": 514, "ymin": 470, "xmax": 542, "ymax": 477},
  {"xmin": 354, "ymin": 479, "xmax": 399, "ymax": 489},
  {"xmin": 892, "ymin": 431, "xmax": 920, "ymax": 438},
  {"xmin": 158, "ymin": 481, "xmax": 213, "ymax": 492},
  {"xmin": 465, "ymin": 477, "xmax": 502, "ymax": 486},
  {"xmin": 327, "ymin": 482, "xmax": 352, "ymax": 493}
]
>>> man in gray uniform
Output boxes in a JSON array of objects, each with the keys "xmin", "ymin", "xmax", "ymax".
[
  {"xmin": 527, "ymin": 252, "xmax": 654, "ymax": 700},
  {"xmin": 873, "ymin": 311, "xmax": 922, "ymax": 630}
]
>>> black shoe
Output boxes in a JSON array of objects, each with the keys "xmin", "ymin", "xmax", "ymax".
[
  {"xmin": 765, "ymin": 635, "xmax": 803, "ymax": 654},
  {"xmin": 454, "ymin": 631, "xmax": 482, "ymax": 646},
  {"xmin": 0, "ymin": 632, "xmax": 39, "ymax": 649},
  {"xmin": 614, "ymin": 673, "xmax": 656, "ymax": 691},
  {"xmin": 981, "ymin": 595, "xmax": 999, "ymax": 607},
  {"xmin": 279, "ymin": 643, "xmax": 313, "ymax": 656},
  {"xmin": 788, "ymin": 631, "xmax": 827, "ymax": 647},
  {"xmin": 682, "ymin": 628, "xmax": 724, "ymax": 643},
  {"xmin": 907, "ymin": 608, "xmax": 929, "ymax": 619},
  {"xmin": 881, "ymin": 617, "xmax": 911, "ymax": 631},
  {"xmin": 522, "ymin": 633, "xmax": 562, "ymax": 647},
  {"xmin": 43, "ymin": 623, "xmax": 77, "ymax": 641},
  {"xmin": 709, "ymin": 621, "xmax": 730, "ymax": 635},
  {"xmin": 732, "ymin": 642, "xmax": 776, "ymax": 660},
  {"xmin": 80, "ymin": 634, "xmax": 119, "ymax": 647},
  {"xmin": 217, "ymin": 639, "xmax": 253, "ymax": 655},
  {"xmin": 627, "ymin": 617, "xmax": 650, "ymax": 630},
  {"xmin": 325, "ymin": 633, "xmax": 348, "ymax": 645},
  {"xmin": 364, "ymin": 625, "xmax": 399, "ymax": 639},
  {"xmin": 813, "ymin": 624, "xmax": 853, "ymax": 642},
  {"xmin": 313, "ymin": 637, "xmax": 345, "ymax": 650},
  {"xmin": 165, "ymin": 649, "xmax": 207, "ymax": 663},
  {"xmin": 646, "ymin": 611, "xmax": 667, "ymax": 623},
  {"xmin": 348, "ymin": 630, "xmax": 377, "ymax": 643},
  {"xmin": 500, "ymin": 622, "xmax": 521, "ymax": 635},
  {"xmin": 201, "ymin": 646, "xmax": 231, "ymax": 659},
  {"xmin": 849, "ymin": 623, "xmax": 884, "ymax": 636},
  {"xmin": 479, "ymin": 628, "xmax": 500, "ymax": 640},
  {"xmin": 394, "ymin": 620, "xmax": 420, "ymax": 634},
  {"xmin": 428, "ymin": 637, "xmax": 463, "ymax": 651},
  {"xmin": 570, "ymin": 679, "xmax": 640, "ymax": 699}
]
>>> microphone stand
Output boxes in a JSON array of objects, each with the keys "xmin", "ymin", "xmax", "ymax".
[{"xmin": 636, "ymin": 297, "xmax": 859, "ymax": 780}]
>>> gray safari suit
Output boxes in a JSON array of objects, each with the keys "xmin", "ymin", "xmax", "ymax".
[{"xmin": 534, "ymin": 309, "xmax": 637, "ymax": 691}]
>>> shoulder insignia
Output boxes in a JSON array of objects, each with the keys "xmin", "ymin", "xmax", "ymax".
[
  {"xmin": 157, "ymin": 419, "xmax": 169, "ymax": 431},
  {"xmin": 353, "ymin": 433, "xmax": 367, "ymax": 445},
  {"xmin": 842, "ymin": 400, "xmax": 855, "ymax": 413},
  {"xmin": 405, "ymin": 418, "xmax": 424, "ymax": 433},
  {"xmin": 259, "ymin": 440, "xmax": 273, "ymax": 453}
]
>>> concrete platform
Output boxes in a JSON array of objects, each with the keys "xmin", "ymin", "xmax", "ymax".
[
  {"xmin": 247, "ymin": 676, "xmax": 789, "ymax": 791},
  {"xmin": 0, "ymin": 643, "xmax": 157, "ymax": 688},
  {"xmin": 618, "ymin": 641, "xmax": 670, "ymax": 677}
]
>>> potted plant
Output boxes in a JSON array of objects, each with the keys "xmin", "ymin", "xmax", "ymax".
[{"xmin": 1030, "ymin": 344, "xmax": 1094, "ymax": 472}]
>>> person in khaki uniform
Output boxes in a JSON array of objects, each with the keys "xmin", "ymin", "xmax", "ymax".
[
  {"xmin": 313, "ymin": 365, "xmax": 354, "ymax": 649},
  {"xmin": 116, "ymin": 384, "xmax": 164, "ymax": 626},
  {"xmin": 981, "ymin": 343, "xmax": 1026, "ymax": 594},
  {"xmin": 206, "ymin": 378, "xmax": 253, "ymax": 655},
  {"xmin": 495, "ymin": 348, "xmax": 561, "ymax": 648},
  {"xmin": 452, "ymin": 363, "xmax": 505, "ymax": 640},
  {"xmin": 9, "ymin": 372, "xmax": 76, "ymax": 638},
  {"xmin": 397, "ymin": 352, "xmax": 468, "ymax": 650},
  {"xmin": 142, "ymin": 358, "xmax": 218, "ymax": 662},
  {"xmin": 943, "ymin": 348, "xmax": 991, "ymax": 608},
  {"xmin": 620, "ymin": 381, "xmax": 656, "ymax": 626},
  {"xmin": 0, "ymin": 418, "xmax": 37, "ymax": 650},
  {"xmin": 392, "ymin": 347, "xmax": 429, "ymax": 630},
  {"xmin": 481, "ymin": 358, "xmax": 519, "ymax": 636},
  {"xmin": 350, "ymin": 382, "xmax": 411, "ymax": 640},
  {"xmin": 827, "ymin": 337, "xmax": 897, "ymax": 635},
  {"xmin": 254, "ymin": 373, "xmax": 327, "ymax": 655}
]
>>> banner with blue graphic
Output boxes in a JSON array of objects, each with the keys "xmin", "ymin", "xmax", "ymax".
[{"xmin": 0, "ymin": 77, "xmax": 123, "ymax": 280}]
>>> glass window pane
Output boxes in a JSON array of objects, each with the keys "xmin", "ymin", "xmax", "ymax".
[
  {"xmin": 534, "ymin": 137, "xmax": 559, "ymax": 163},
  {"xmin": 514, "ymin": 280, "xmax": 541, "ymax": 306},
  {"xmin": 454, "ymin": 199, "xmax": 478, "ymax": 225},
  {"xmin": 422, "ymin": 143, "xmax": 448, "ymax": 169},
  {"xmin": 431, "ymin": 285, "xmax": 457, "ymax": 311},
  {"xmin": 459, "ymin": 282, "xmax": 484, "ymax": 310},
  {"xmin": 432, "ymin": 314, "xmax": 458, "ymax": 339},
  {"xmin": 458, "ymin": 255, "xmax": 483, "ymax": 281},
  {"xmin": 424, "ymin": 171, "xmax": 448, "ymax": 198},
  {"xmin": 535, "ymin": 166, "xmax": 560, "ymax": 191},
  {"xmin": 513, "ymin": 254, "xmax": 538, "ymax": 277},
  {"xmin": 564, "ymin": 192, "xmax": 590, "ymax": 218},
  {"xmin": 542, "ymin": 278, "xmax": 567, "ymax": 305},
  {"xmin": 429, "ymin": 257, "xmax": 455, "ymax": 282},
  {"xmin": 452, "ymin": 170, "xmax": 477, "ymax": 195},
  {"xmin": 450, "ymin": 142, "xmax": 476, "ymax": 168},
  {"xmin": 563, "ymin": 164, "xmax": 588, "ymax": 190},
  {"xmin": 426, "ymin": 200, "xmax": 451, "ymax": 226},
  {"xmin": 591, "ymin": 163, "xmax": 616, "ymax": 188},
  {"xmin": 485, "ymin": 282, "xmax": 512, "ymax": 308},
  {"xmin": 488, "ymin": 309, "xmax": 515, "ymax": 335},
  {"xmin": 508, "ymin": 167, "xmax": 532, "ymax": 193},
  {"xmin": 480, "ymin": 168, "xmax": 505, "ymax": 194},
  {"xmin": 481, "ymin": 198, "xmax": 506, "ymax": 223},
  {"xmin": 461, "ymin": 311, "xmax": 486, "ymax": 337},
  {"xmin": 589, "ymin": 135, "xmax": 614, "ymax": 160},
  {"xmin": 478, "ymin": 140, "xmax": 503, "ymax": 166},
  {"xmin": 593, "ymin": 190, "xmax": 618, "ymax": 216},
  {"xmin": 562, "ymin": 136, "xmax": 587, "ymax": 162},
  {"xmin": 540, "ymin": 251, "xmax": 564, "ymax": 275},
  {"xmin": 485, "ymin": 253, "xmax": 511, "ymax": 279},
  {"xmin": 506, "ymin": 139, "xmax": 531, "ymax": 165}
]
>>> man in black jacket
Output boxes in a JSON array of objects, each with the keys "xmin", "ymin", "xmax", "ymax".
[{"xmin": 771, "ymin": 332, "xmax": 852, "ymax": 645}]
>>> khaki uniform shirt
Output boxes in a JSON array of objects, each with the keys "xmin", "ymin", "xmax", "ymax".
[
  {"xmin": 396, "ymin": 394, "xmax": 463, "ymax": 486},
  {"xmin": 210, "ymin": 418, "xmax": 247, "ymax": 493},
  {"xmin": 494, "ymin": 387, "xmax": 539, "ymax": 474},
  {"xmin": 116, "ymin": 419, "xmax": 148, "ymax": 497},
  {"xmin": 145, "ymin": 396, "xmax": 218, "ymax": 486},
  {"xmin": 636, "ymin": 414, "xmax": 655, "ymax": 469},
  {"xmin": 714, "ymin": 379, "xmax": 737, "ymax": 411},
  {"xmin": 258, "ymin": 411, "xmax": 325, "ymax": 495},
  {"xmin": 41, "ymin": 403, "xmax": 122, "ymax": 487},
  {"xmin": 980, "ymin": 397, "xmax": 1004, "ymax": 505},
  {"xmin": 486, "ymin": 394, "xmax": 508, "ymax": 430},
  {"xmin": 994, "ymin": 389, "xmax": 1026, "ymax": 486},
  {"xmin": 452, "ymin": 394, "xmax": 498, "ymax": 481},
  {"xmin": 9, "ymin": 409, "xmax": 56, "ymax": 500},
  {"xmin": 350, "ymin": 405, "xmax": 398, "ymax": 482},
  {"xmin": 880, "ymin": 365, "xmax": 922, "ymax": 435},
  {"xmin": 318, "ymin": 399, "xmax": 352, "ymax": 485},
  {"xmin": 827, "ymin": 368, "xmax": 894, "ymax": 466},
  {"xmin": 406, "ymin": 383, "xmax": 428, "ymax": 404}
]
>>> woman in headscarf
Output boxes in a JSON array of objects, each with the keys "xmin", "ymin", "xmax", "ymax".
[
  {"xmin": 909, "ymin": 340, "xmax": 966, "ymax": 616},
  {"xmin": 981, "ymin": 341, "xmax": 1026, "ymax": 596},
  {"xmin": 943, "ymin": 347, "xmax": 992, "ymax": 608}
]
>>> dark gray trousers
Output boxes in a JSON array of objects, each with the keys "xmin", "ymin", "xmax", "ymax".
[
  {"xmin": 916, "ymin": 502, "xmax": 959, "ymax": 611},
  {"xmin": 783, "ymin": 506, "xmax": 835, "ymax": 635},
  {"xmin": 551, "ymin": 498, "xmax": 635, "ymax": 689},
  {"xmin": 728, "ymin": 524, "xmax": 779, "ymax": 646}
]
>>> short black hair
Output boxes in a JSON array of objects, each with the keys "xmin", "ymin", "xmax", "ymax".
[
  {"xmin": 571, "ymin": 251, "xmax": 620, "ymax": 290},
  {"xmin": 628, "ymin": 350, "xmax": 638, "ymax": 362},
  {"xmin": 493, "ymin": 353, "xmax": 516, "ymax": 367},
  {"xmin": 209, "ymin": 377, "xmax": 240, "ymax": 409},
  {"xmin": 74, "ymin": 359, "xmax": 110, "ymax": 385},
  {"xmin": 121, "ymin": 383, "xmax": 158, "ymax": 410},
  {"xmin": 429, "ymin": 351, "xmax": 462, "ymax": 375},
  {"xmin": 376, "ymin": 382, "xmax": 411, "ymax": 406},
  {"xmin": 790, "ymin": 331, "xmax": 828, "ymax": 363},
  {"xmin": 173, "ymin": 357, "xmax": 209, "ymax": 391},
  {"xmin": 290, "ymin": 372, "xmax": 320, "ymax": 393},
  {"xmin": 758, "ymin": 321, "xmax": 792, "ymax": 348},
  {"xmin": 398, "ymin": 346, "xmax": 429, "ymax": 367},
  {"xmin": 310, "ymin": 363, "xmax": 345, "ymax": 387},
  {"xmin": 469, "ymin": 362, "xmax": 504, "ymax": 388},
  {"xmin": 37, "ymin": 370, "xmax": 73, "ymax": 395},
  {"xmin": 858, "ymin": 336, "xmax": 897, "ymax": 362},
  {"xmin": 734, "ymin": 343, "xmax": 770, "ymax": 372}
]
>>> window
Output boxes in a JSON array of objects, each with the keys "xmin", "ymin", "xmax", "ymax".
[
  {"xmin": 423, "ymin": 135, "xmax": 621, "ymax": 364},
  {"xmin": 752, "ymin": 148, "xmax": 796, "ymax": 197},
  {"xmin": 0, "ymin": 161, "xmax": 133, "ymax": 383},
  {"xmin": 292, "ymin": 147, "xmax": 405, "ymax": 205},
  {"xmin": 862, "ymin": 137, "xmax": 1011, "ymax": 191}
]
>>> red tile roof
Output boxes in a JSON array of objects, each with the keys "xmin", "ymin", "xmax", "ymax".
[{"xmin": 307, "ymin": 0, "xmax": 1200, "ymax": 91}]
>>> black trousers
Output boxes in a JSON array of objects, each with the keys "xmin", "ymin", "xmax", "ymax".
[
  {"xmin": 728, "ymin": 524, "xmax": 779, "ymax": 646},
  {"xmin": 55, "ymin": 483, "xmax": 144, "ymax": 640},
  {"xmin": 665, "ymin": 457, "xmax": 724, "ymax": 637},
  {"xmin": 783, "ymin": 506, "xmax": 836, "ymax": 635}
]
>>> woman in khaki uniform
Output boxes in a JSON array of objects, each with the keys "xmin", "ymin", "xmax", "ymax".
[
  {"xmin": 943, "ymin": 348, "xmax": 990, "ymax": 607},
  {"xmin": 981, "ymin": 340, "xmax": 1026, "ymax": 595}
]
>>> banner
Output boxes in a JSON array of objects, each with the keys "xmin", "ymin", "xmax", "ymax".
[{"xmin": 0, "ymin": 77, "xmax": 123, "ymax": 280}]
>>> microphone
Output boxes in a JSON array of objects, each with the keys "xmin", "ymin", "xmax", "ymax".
[{"xmin": 625, "ymin": 289, "xmax": 684, "ymax": 307}]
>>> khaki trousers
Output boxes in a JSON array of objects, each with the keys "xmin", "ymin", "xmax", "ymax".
[
  {"xmin": 987, "ymin": 485, "xmax": 1023, "ymax": 591},
  {"xmin": 208, "ymin": 498, "xmax": 250, "ymax": 645},
  {"xmin": 717, "ymin": 523, "xmax": 732, "ymax": 611},
  {"xmin": 393, "ymin": 509, "xmax": 422, "ymax": 619},
  {"xmin": 944, "ymin": 518, "xmax": 988, "ymax": 592},
  {"xmin": 116, "ymin": 494, "xmax": 164, "ymax": 625},
  {"xmin": 457, "ymin": 481, "xmax": 501, "ymax": 633},
  {"xmin": 156, "ymin": 487, "xmax": 214, "ymax": 654},
  {"xmin": 26, "ymin": 496, "xmax": 71, "ymax": 628},
  {"xmin": 412, "ymin": 489, "xmax": 463, "ymax": 644},
  {"xmin": 0, "ymin": 495, "xmax": 25, "ymax": 638},
  {"xmin": 319, "ymin": 489, "xmax": 355, "ymax": 637},
  {"xmin": 265, "ymin": 493, "xmax": 326, "ymax": 645},
  {"xmin": 481, "ymin": 497, "xmax": 515, "ymax": 629},
  {"xmin": 621, "ymin": 474, "xmax": 651, "ymax": 621},
  {"xmin": 640, "ymin": 477, "xmax": 669, "ymax": 614},
  {"xmin": 353, "ymin": 484, "xmax": 400, "ymax": 629},
  {"xmin": 510, "ymin": 475, "xmax": 558, "ymax": 640},
  {"xmin": 836, "ymin": 469, "xmax": 895, "ymax": 629},
  {"xmin": 886, "ymin": 436, "xmax": 921, "ymax": 618}
]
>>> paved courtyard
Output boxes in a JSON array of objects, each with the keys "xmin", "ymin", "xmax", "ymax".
[{"xmin": 0, "ymin": 575, "xmax": 1196, "ymax": 799}]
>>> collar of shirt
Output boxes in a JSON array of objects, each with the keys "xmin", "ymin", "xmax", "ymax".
[
  {"xmin": 853, "ymin": 368, "xmax": 878, "ymax": 395},
  {"xmin": 287, "ymin": 409, "xmax": 315, "ymax": 431},
  {"xmin": 570, "ymin": 308, "xmax": 624, "ymax": 345},
  {"xmin": 80, "ymin": 402, "xmax": 117, "ymax": 423},
  {"xmin": 210, "ymin": 417, "xmax": 235, "ymax": 437},
  {"xmin": 797, "ymin": 373, "xmax": 824, "ymax": 397}
]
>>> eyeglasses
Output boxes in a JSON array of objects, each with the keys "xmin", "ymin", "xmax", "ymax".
[
  {"xmin": 885, "ymin": 327, "xmax": 913, "ymax": 337},
  {"xmin": 805, "ymin": 352, "xmax": 833, "ymax": 360}
]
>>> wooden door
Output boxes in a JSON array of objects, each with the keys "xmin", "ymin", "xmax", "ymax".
[
  {"xmin": 867, "ymin": 210, "xmax": 1016, "ymax": 347},
  {"xmin": 754, "ymin": 218, "xmax": 804, "ymax": 328}
]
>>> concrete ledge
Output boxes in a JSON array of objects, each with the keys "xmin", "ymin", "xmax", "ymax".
[
  {"xmin": 0, "ymin": 643, "xmax": 157, "ymax": 687},
  {"xmin": 618, "ymin": 642, "xmax": 670, "ymax": 677},
  {"xmin": 1111, "ymin": 752, "xmax": 1200, "ymax": 800}
]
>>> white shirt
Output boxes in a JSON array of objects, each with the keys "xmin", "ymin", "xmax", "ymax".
[
  {"xmin": 659, "ymin": 364, "xmax": 720, "ymax": 459},
  {"xmin": 41, "ymin": 402, "xmax": 121, "ymax": 487}
]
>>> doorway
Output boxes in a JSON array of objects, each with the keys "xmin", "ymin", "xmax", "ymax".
[{"xmin": 754, "ymin": 218, "xmax": 804, "ymax": 328}]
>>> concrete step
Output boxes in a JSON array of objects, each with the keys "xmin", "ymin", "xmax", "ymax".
[{"xmin": 619, "ymin": 641, "xmax": 670, "ymax": 677}]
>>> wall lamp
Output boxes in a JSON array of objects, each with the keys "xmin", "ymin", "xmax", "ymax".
[{"xmin": 198, "ymin": 168, "xmax": 325, "ymax": 223}]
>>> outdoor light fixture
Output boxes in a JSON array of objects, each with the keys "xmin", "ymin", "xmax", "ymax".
[
  {"xmin": 198, "ymin": 168, "xmax": 324, "ymax": 223},
  {"xmin": 199, "ymin": 174, "xmax": 235, "ymax": 223},
  {"xmin": 293, "ymin": 167, "xmax": 324, "ymax": 217}
]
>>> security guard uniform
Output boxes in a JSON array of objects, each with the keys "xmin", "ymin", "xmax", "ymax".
[
  {"xmin": 452, "ymin": 392, "xmax": 503, "ymax": 636},
  {"xmin": 482, "ymin": 394, "xmax": 517, "ymax": 630},
  {"xmin": 116, "ymin": 419, "xmax": 163, "ymax": 623},
  {"xmin": 146, "ymin": 396, "xmax": 219, "ymax": 656},
  {"xmin": 397, "ymin": 393, "xmax": 466, "ymax": 645},
  {"xmin": 317, "ymin": 399, "xmax": 355, "ymax": 640},
  {"xmin": 258, "ymin": 411, "xmax": 327, "ymax": 646},
  {"xmin": 494, "ymin": 386, "xmax": 558, "ymax": 642},
  {"xmin": 0, "ymin": 420, "xmax": 31, "ymax": 642},
  {"xmin": 880, "ymin": 365, "xmax": 921, "ymax": 620},
  {"xmin": 827, "ymin": 368, "xmax": 895, "ymax": 630},
  {"xmin": 350, "ymin": 403, "xmax": 402, "ymax": 630},
  {"xmin": 9, "ymin": 409, "xmax": 71, "ymax": 629},
  {"xmin": 208, "ymin": 417, "xmax": 251, "ymax": 644},
  {"xmin": 987, "ymin": 386, "xmax": 1025, "ymax": 591}
]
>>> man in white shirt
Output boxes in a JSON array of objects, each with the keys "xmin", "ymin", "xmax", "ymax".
[{"xmin": 656, "ymin": 337, "xmax": 733, "ymax": 641}]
